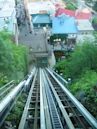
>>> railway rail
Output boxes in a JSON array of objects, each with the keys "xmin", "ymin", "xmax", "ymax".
[
  {"xmin": 18, "ymin": 69, "xmax": 40, "ymax": 129},
  {"xmin": 45, "ymin": 68, "xmax": 97, "ymax": 129},
  {"xmin": 0, "ymin": 80, "xmax": 15, "ymax": 101},
  {"xmin": 18, "ymin": 68, "xmax": 97, "ymax": 129},
  {"xmin": 0, "ymin": 68, "xmax": 36, "ymax": 127},
  {"xmin": 0, "ymin": 68, "xmax": 97, "ymax": 129}
]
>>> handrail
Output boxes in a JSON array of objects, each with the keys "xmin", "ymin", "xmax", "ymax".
[
  {"xmin": 0, "ymin": 84, "xmax": 14, "ymax": 97},
  {"xmin": 49, "ymin": 68, "xmax": 68, "ymax": 85},
  {"xmin": 18, "ymin": 70, "xmax": 37, "ymax": 129},
  {"xmin": 0, "ymin": 80, "xmax": 26, "ymax": 113},
  {"xmin": 25, "ymin": 67, "xmax": 36, "ymax": 88},
  {"xmin": 0, "ymin": 67, "xmax": 36, "ymax": 126},
  {"xmin": 0, "ymin": 80, "xmax": 14, "ymax": 92}
]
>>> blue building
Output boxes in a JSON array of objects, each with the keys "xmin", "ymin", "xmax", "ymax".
[
  {"xmin": 32, "ymin": 14, "xmax": 52, "ymax": 28},
  {"xmin": 52, "ymin": 14, "xmax": 78, "ymax": 34}
]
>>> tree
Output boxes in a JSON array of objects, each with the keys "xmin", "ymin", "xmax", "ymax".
[
  {"xmin": 55, "ymin": 41, "xmax": 97, "ymax": 80},
  {"xmin": 66, "ymin": 3, "xmax": 77, "ymax": 10},
  {"xmin": 93, "ymin": 1, "xmax": 97, "ymax": 11},
  {"xmin": 70, "ymin": 70, "xmax": 97, "ymax": 118},
  {"xmin": 92, "ymin": 18, "xmax": 97, "ymax": 30},
  {"xmin": 0, "ymin": 31, "xmax": 29, "ymax": 85}
]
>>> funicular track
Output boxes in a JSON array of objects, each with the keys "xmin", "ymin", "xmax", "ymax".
[
  {"xmin": 18, "ymin": 69, "xmax": 40, "ymax": 129},
  {"xmin": 2, "ymin": 68, "xmax": 97, "ymax": 129},
  {"xmin": 18, "ymin": 68, "xmax": 97, "ymax": 129},
  {"xmin": 42, "ymin": 69, "xmax": 64, "ymax": 129},
  {"xmin": 43, "ymin": 68, "xmax": 97, "ymax": 129}
]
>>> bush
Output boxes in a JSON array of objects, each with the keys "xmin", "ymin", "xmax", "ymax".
[
  {"xmin": 0, "ymin": 73, "xmax": 9, "ymax": 86},
  {"xmin": 6, "ymin": 93, "xmax": 27, "ymax": 127},
  {"xmin": 92, "ymin": 18, "xmax": 97, "ymax": 24},
  {"xmin": 70, "ymin": 70, "xmax": 97, "ymax": 118},
  {"xmin": 55, "ymin": 42, "xmax": 97, "ymax": 80},
  {"xmin": 93, "ymin": 1, "xmax": 97, "ymax": 12},
  {"xmin": 0, "ymin": 31, "xmax": 29, "ymax": 85}
]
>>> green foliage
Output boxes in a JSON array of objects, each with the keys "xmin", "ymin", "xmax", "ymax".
[
  {"xmin": 55, "ymin": 42, "xmax": 97, "ymax": 80},
  {"xmin": 0, "ymin": 31, "xmax": 29, "ymax": 85},
  {"xmin": 0, "ymin": 73, "xmax": 9, "ymax": 86},
  {"xmin": 70, "ymin": 70, "xmax": 97, "ymax": 94},
  {"xmin": 93, "ymin": 1, "xmax": 97, "ymax": 12},
  {"xmin": 65, "ymin": 3, "xmax": 77, "ymax": 10},
  {"xmin": 92, "ymin": 17, "xmax": 97, "ymax": 24},
  {"xmin": 6, "ymin": 93, "xmax": 26, "ymax": 127},
  {"xmin": 70, "ymin": 70, "xmax": 97, "ymax": 117},
  {"xmin": 54, "ymin": 59, "xmax": 70, "ymax": 78},
  {"xmin": 93, "ymin": 31, "xmax": 97, "ymax": 39},
  {"xmin": 68, "ymin": 42, "xmax": 97, "ymax": 78}
]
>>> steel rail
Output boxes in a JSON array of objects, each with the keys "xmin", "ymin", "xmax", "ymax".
[
  {"xmin": 25, "ymin": 67, "xmax": 36, "ymax": 89},
  {"xmin": 41, "ymin": 69, "xmax": 52, "ymax": 129},
  {"xmin": 43, "ymin": 70, "xmax": 64, "ymax": 129},
  {"xmin": 0, "ymin": 80, "xmax": 26, "ymax": 126},
  {"xmin": 40, "ymin": 68, "xmax": 46, "ymax": 129},
  {"xmin": 0, "ymin": 84, "xmax": 14, "ymax": 98},
  {"xmin": 44, "ymin": 69, "xmax": 75, "ymax": 129},
  {"xmin": 33, "ymin": 75, "xmax": 40, "ymax": 129},
  {"xmin": 0, "ymin": 80, "xmax": 14, "ymax": 92},
  {"xmin": 49, "ymin": 68, "xmax": 68, "ymax": 85},
  {"xmin": 0, "ymin": 80, "xmax": 26, "ymax": 113},
  {"xmin": 47, "ymin": 71, "xmax": 87, "ymax": 128},
  {"xmin": 18, "ymin": 69, "xmax": 40, "ymax": 129},
  {"xmin": 18, "ymin": 70, "xmax": 38, "ymax": 129},
  {"xmin": 0, "ymin": 68, "xmax": 36, "ymax": 127},
  {"xmin": 47, "ymin": 68, "xmax": 97, "ymax": 129}
]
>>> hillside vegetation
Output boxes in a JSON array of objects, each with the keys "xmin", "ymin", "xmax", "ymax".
[{"xmin": 0, "ymin": 31, "xmax": 29, "ymax": 86}]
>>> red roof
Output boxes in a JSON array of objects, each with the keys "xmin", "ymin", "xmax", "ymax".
[
  {"xmin": 55, "ymin": 8, "xmax": 74, "ymax": 17},
  {"xmin": 55, "ymin": 8, "xmax": 91, "ymax": 19},
  {"xmin": 75, "ymin": 12, "xmax": 91, "ymax": 19}
]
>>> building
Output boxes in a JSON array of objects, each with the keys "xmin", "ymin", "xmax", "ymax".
[
  {"xmin": 26, "ymin": 1, "xmax": 55, "ymax": 28},
  {"xmin": 55, "ymin": 8, "xmax": 91, "ymax": 20},
  {"xmin": 53, "ymin": 7, "xmax": 94, "ymax": 43},
  {"xmin": 76, "ymin": 19, "xmax": 94, "ymax": 42},
  {"xmin": 52, "ymin": 14, "xmax": 77, "ymax": 36},
  {"xmin": 32, "ymin": 14, "xmax": 52, "ymax": 28},
  {"xmin": 0, "ymin": 0, "xmax": 18, "ymax": 45}
]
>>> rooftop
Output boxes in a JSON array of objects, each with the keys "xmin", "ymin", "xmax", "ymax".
[
  {"xmin": 55, "ymin": 8, "xmax": 91, "ymax": 20},
  {"xmin": 52, "ymin": 14, "xmax": 77, "ymax": 34},
  {"xmin": 77, "ymin": 20, "xmax": 94, "ymax": 31},
  {"xmin": 28, "ymin": 1, "xmax": 55, "ymax": 15},
  {"xmin": 32, "ymin": 14, "xmax": 51, "ymax": 24}
]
